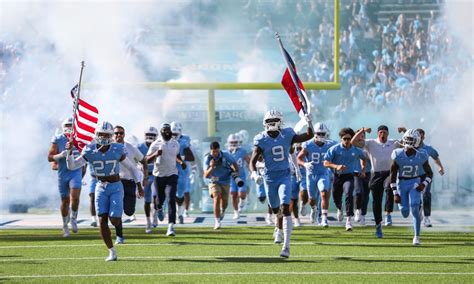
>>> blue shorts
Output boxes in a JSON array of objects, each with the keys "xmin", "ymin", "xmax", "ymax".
[
  {"xmin": 398, "ymin": 178, "xmax": 422, "ymax": 217},
  {"xmin": 95, "ymin": 181, "xmax": 124, "ymax": 217},
  {"xmin": 263, "ymin": 171, "xmax": 291, "ymax": 209},
  {"xmin": 307, "ymin": 173, "xmax": 331, "ymax": 200},
  {"xmin": 290, "ymin": 175, "xmax": 300, "ymax": 200},
  {"xmin": 58, "ymin": 171, "xmax": 82, "ymax": 199},
  {"xmin": 177, "ymin": 172, "xmax": 191, "ymax": 198},
  {"xmin": 89, "ymin": 175, "xmax": 97, "ymax": 194},
  {"xmin": 144, "ymin": 175, "xmax": 155, "ymax": 203}
]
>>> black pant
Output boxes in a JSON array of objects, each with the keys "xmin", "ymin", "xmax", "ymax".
[
  {"xmin": 368, "ymin": 171, "xmax": 390, "ymax": 225},
  {"xmin": 155, "ymin": 175, "xmax": 178, "ymax": 224},
  {"xmin": 121, "ymin": 179, "xmax": 137, "ymax": 216},
  {"xmin": 333, "ymin": 173, "xmax": 356, "ymax": 217},
  {"xmin": 420, "ymin": 174, "xmax": 432, "ymax": 216},
  {"xmin": 360, "ymin": 172, "xmax": 372, "ymax": 216}
]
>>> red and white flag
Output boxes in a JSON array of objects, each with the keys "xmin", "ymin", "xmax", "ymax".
[{"xmin": 70, "ymin": 84, "xmax": 99, "ymax": 151}]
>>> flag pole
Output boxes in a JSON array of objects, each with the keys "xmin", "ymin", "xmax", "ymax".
[
  {"xmin": 275, "ymin": 33, "xmax": 314, "ymax": 132},
  {"xmin": 70, "ymin": 61, "xmax": 85, "ymax": 144}
]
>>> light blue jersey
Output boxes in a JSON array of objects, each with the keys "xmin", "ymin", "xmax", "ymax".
[
  {"xmin": 417, "ymin": 144, "xmax": 439, "ymax": 176},
  {"xmin": 82, "ymin": 142, "xmax": 126, "ymax": 217},
  {"xmin": 203, "ymin": 151, "xmax": 236, "ymax": 185},
  {"xmin": 227, "ymin": 147, "xmax": 248, "ymax": 179},
  {"xmin": 253, "ymin": 128, "xmax": 296, "ymax": 178},
  {"xmin": 82, "ymin": 142, "xmax": 125, "ymax": 177},
  {"xmin": 253, "ymin": 128, "xmax": 296, "ymax": 208},
  {"xmin": 137, "ymin": 142, "xmax": 155, "ymax": 203},
  {"xmin": 51, "ymin": 134, "xmax": 82, "ymax": 180},
  {"xmin": 391, "ymin": 148, "xmax": 428, "ymax": 178},
  {"xmin": 302, "ymin": 139, "xmax": 336, "ymax": 175},
  {"xmin": 324, "ymin": 143, "xmax": 366, "ymax": 174}
]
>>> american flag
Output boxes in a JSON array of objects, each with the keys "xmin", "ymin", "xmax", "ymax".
[{"xmin": 70, "ymin": 84, "xmax": 99, "ymax": 151}]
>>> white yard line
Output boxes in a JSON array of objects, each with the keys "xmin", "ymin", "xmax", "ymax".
[
  {"xmin": 0, "ymin": 241, "xmax": 470, "ymax": 249},
  {"xmin": 2, "ymin": 271, "xmax": 474, "ymax": 279},
  {"xmin": 0, "ymin": 255, "xmax": 472, "ymax": 262}
]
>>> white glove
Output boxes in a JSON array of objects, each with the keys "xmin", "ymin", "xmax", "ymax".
[
  {"xmin": 304, "ymin": 162, "xmax": 314, "ymax": 171},
  {"xmin": 304, "ymin": 113, "xmax": 312, "ymax": 123},
  {"xmin": 251, "ymin": 171, "xmax": 263, "ymax": 185}
]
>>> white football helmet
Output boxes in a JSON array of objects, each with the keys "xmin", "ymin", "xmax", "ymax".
[
  {"xmin": 314, "ymin": 122, "xmax": 330, "ymax": 142},
  {"xmin": 62, "ymin": 117, "xmax": 73, "ymax": 134},
  {"xmin": 170, "ymin": 121, "xmax": 183, "ymax": 138},
  {"xmin": 95, "ymin": 121, "xmax": 114, "ymax": 146},
  {"xmin": 401, "ymin": 129, "xmax": 421, "ymax": 149},
  {"xmin": 238, "ymin": 129, "xmax": 249, "ymax": 145},
  {"xmin": 144, "ymin": 126, "xmax": 158, "ymax": 143},
  {"xmin": 263, "ymin": 110, "xmax": 283, "ymax": 132},
  {"xmin": 227, "ymin": 133, "xmax": 240, "ymax": 152}
]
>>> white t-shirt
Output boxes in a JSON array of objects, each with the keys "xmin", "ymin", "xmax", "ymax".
[
  {"xmin": 120, "ymin": 142, "xmax": 144, "ymax": 180},
  {"xmin": 364, "ymin": 139, "xmax": 400, "ymax": 172},
  {"xmin": 147, "ymin": 138, "xmax": 180, "ymax": 177}
]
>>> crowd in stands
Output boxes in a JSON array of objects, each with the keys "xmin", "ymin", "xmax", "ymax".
[{"xmin": 248, "ymin": 0, "xmax": 469, "ymax": 123}]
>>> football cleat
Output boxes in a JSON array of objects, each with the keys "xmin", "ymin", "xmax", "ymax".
[
  {"xmin": 345, "ymin": 218, "xmax": 353, "ymax": 231},
  {"xmin": 184, "ymin": 209, "xmax": 190, "ymax": 218},
  {"xmin": 152, "ymin": 211, "xmax": 158, "ymax": 227},
  {"xmin": 280, "ymin": 247, "xmax": 290, "ymax": 258},
  {"xmin": 62, "ymin": 226, "xmax": 70, "ymax": 238},
  {"xmin": 265, "ymin": 213, "xmax": 273, "ymax": 225},
  {"xmin": 337, "ymin": 209, "xmax": 343, "ymax": 222},
  {"xmin": 178, "ymin": 215, "xmax": 184, "ymax": 225},
  {"xmin": 115, "ymin": 236, "xmax": 125, "ymax": 245},
  {"xmin": 233, "ymin": 210, "xmax": 240, "ymax": 220},
  {"xmin": 423, "ymin": 216, "xmax": 432, "ymax": 227},
  {"xmin": 166, "ymin": 225, "xmax": 175, "ymax": 237},
  {"xmin": 294, "ymin": 218, "xmax": 301, "ymax": 228},
  {"xmin": 385, "ymin": 214, "xmax": 393, "ymax": 226},
  {"xmin": 214, "ymin": 220, "xmax": 221, "ymax": 230},
  {"xmin": 375, "ymin": 224, "xmax": 383, "ymax": 238},
  {"xmin": 310, "ymin": 208, "xmax": 317, "ymax": 224},
  {"xmin": 273, "ymin": 228, "xmax": 283, "ymax": 244},
  {"xmin": 300, "ymin": 204, "xmax": 307, "ymax": 216},
  {"xmin": 413, "ymin": 236, "xmax": 421, "ymax": 246},
  {"xmin": 71, "ymin": 219, "xmax": 78, "ymax": 233},
  {"xmin": 157, "ymin": 209, "xmax": 165, "ymax": 222},
  {"xmin": 105, "ymin": 250, "xmax": 117, "ymax": 262},
  {"xmin": 355, "ymin": 209, "xmax": 361, "ymax": 222},
  {"xmin": 360, "ymin": 215, "xmax": 366, "ymax": 226},
  {"xmin": 321, "ymin": 216, "xmax": 329, "ymax": 228}
]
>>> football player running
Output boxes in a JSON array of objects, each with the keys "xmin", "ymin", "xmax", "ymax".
[
  {"xmin": 297, "ymin": 122, "xmax": 336, "ymax": 227},
  {"xmin": 137, "ymin": 126, "xmax": 159, "ymax": 233},
  {"xmin": 66, "ymin": 121, "xmax": 144, "ymax": 261},
  {"xmin": 226, "ymin": 133, "xmax": 250, "ymax": 220},
  {"xmin": 47, "ymin": 117, "xmax": 82, "ymax": 237},
  {"xmin": 170, "ymin": 121, "xmax": 195, "ymax": 224},
  {"xmin": 249, "ymin": 110, "xmax": 313, "ymax": 258},
  {"xmin": 390, "ymin": 129, "xmax": 433, "ymax": 245}
]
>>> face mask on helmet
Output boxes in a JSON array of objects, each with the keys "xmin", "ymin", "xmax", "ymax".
[
  {"xmin": 62, "ymin": 117, "xmax": 73, "ymax": 135},
  {"xmin": 95, "ymin": 121, "xmax": 114, "ymax": 146},
  {"xmin": 144, "ymin": 126, "xmax": 158, "ymax": 143},
  {"xmin": 227, "ymin": 134, "xmax": 239, "ymax": 152},
  {"xmin": 263, "ymin": 110, "xmax": 283, "ymax": 132},
  {"xmin": 402, "ymin": 129, "xmax": 420, "ymax": 150},
  {"xmin": 315, "ymin": 131, "xmax": 327, "ymax": 143},
  {"xmin": 170, "ymin": 121, "xmax": 182, "ymax": 138}
]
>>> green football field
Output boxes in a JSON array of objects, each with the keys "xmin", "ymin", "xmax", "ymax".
[{"xmin": 0, "ymin": 226, "xmax": 473, "ymax": 283}]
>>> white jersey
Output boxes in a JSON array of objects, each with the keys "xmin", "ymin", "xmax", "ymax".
[
  {"xmin": 147, "ymin": 138, "xmax": 180, "ymax": 177},
  {"xmin": 120, "ymin": 142, "xmax": 144, "ymax": 180},
  {"xmin": 364, "ymin": 139, "xmax": 400, "ymax": 172}
]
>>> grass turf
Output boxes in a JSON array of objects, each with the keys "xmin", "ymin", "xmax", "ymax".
[{"xmin": 0, "ymin": 226, "xmax": 473, "ymax": 283}]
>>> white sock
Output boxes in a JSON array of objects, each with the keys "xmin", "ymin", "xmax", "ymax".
[
  {"xmin": 91, "ymin": 216, "xmax": 97, "ymax": 222},
  {"xmin": 283, "ymin": 216, "xmax": 293, "ymax": 249},
  {"xmin": 168, "ymin": 223, "xmax": 174, "ymax": 229},
  {"xmin": 322, "ymin": 209, "xmax": 328, "ymax": 215},
  {"xmin": 215, "ymin": 217, "xmax": 220, "ymax": 223},
  {"xmin": 146, "ymin": 217, "xmax": 151, "ymax": 226},
  {"xmin": 62, "ymin": 216, "xmax": 69, "ymax": 227},
  {"xmin": 109, "ymin": 247, "xmax": 116, "ymax": 254},
  {"xmin": 71, "ymin": 210, "xmax": 78, "ymax": 220}
]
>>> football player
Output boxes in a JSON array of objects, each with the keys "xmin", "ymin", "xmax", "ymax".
[
  {"xmin": 171, "ymin": 121, "xmax": 195, "ymax": 224},
  {"xmin": 324, "ymin": 128, "xmax": 366, "ymax": 231},
  {"xmin": 47, "ymin": 117, "xmax": 82, "ymax": 237},
  {"xmin": 226, "ymin": 133, "xmax": 250, "ymax": 220},
  {"xmin": 137, "ymin": 126, "xmax": 159, "ymax": 233},
  {"xmin": 297, "ymin": 122, "xmax": 336, "ymax": 227},
  {"xmin": 390, "ymin": 129, "xmax": 433, "ymax": 245},
  {"xmin": 416, "ymin": 128, "xmax": 444, "ymax": 227},
  {"xmin": 66, "ymin": 121, "xmax": 144, "ymax": 261},
  {"xmin": 249, "ymin": 110, "xmax": 313, "ymax": 258}
]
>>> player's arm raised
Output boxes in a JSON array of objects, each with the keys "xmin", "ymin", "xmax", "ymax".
[
  {"xmin": 292, "ymin": 125, "xmax": 314, "ymax": 144},
  {"xmin": 65, "ymin": 141, "xmax": 86, "ymax": 170}
]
